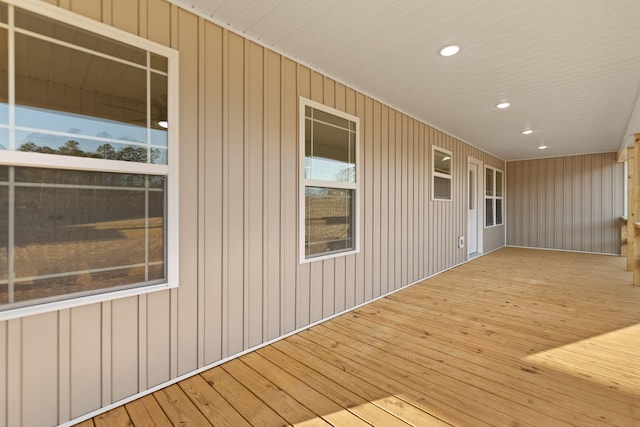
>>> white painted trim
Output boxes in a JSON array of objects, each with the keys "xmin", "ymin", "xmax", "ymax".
[
  {"xmin": 432, "ymin": 146, "xmax": 453, "ymax": 201},
  {"xmin": 58, "ymin": 244, "xmax": 507, "ymax": 427},
  {"xmin": 484, "ymin": 165, "xmax": 504, "ymax": 228},
  {"xmin": 299, "ymin": 97, "xmax": 360, "ymax": 263}
]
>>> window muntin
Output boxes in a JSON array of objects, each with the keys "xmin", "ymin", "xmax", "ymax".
[
  {"xmin": 0, "ymin": 1, "xmax": 177, "ymax": 317},
  {"xmin": 485, "ymin": 167, "xmax": 503, "ymax": 227},
  {"xmin": 433, "ymin": 147, "xmax": 452, "ymax": 200},
  {"xmin": 300, "ymin": 98, "xmax": 359, "ymax": 262}
]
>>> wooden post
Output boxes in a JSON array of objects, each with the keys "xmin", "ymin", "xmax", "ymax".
[
  {"xmin": 633, "ymin": 134, "xmax": 640, "ymax": 285},
  {"xmin": 627, "ymin": 146, "xmax": 634, "ymax": 271}
]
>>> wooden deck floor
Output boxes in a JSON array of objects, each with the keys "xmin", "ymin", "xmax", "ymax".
[{"xmin": 77, "ymin": 247, "xmax": 640, "ymax": 426}]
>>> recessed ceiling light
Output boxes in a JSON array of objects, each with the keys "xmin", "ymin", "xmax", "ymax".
[
  {"xmin": 522, "ymin": 129, "xmax": 533, "ymax": 135},
  {"xmin": 538, "ymin": 144, "xmax": 548, "ymax": 150},
  {"xmin": 440, "ymin": 45, "xmax": 460, "ymax": 57},
  {"xmin": 496, "ymin": 102, "xmax": 511, "ymax": 109}
]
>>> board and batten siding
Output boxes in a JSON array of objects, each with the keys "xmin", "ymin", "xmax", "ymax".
[
  {"xmin": 1, "ymin": 1, "xmax": 505, "ymax": 426},
  {"xmin": 506, "ymin": 153, "xmax": 624, "ymax": 255}
]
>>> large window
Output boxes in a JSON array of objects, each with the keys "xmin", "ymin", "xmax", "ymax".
[
  {"xmin": 433, "ymin": 147, "xmax": 452, "ymax": 200},
  {"xmin": 0, "ymin": 1, "xmax": 178, "ymax": 317},
  {"xmin": 485, "ymin": 167, "xmax": 503, "ymax": 227},
  {"xmin": 300, "ymin": 98, "xmax": 359, "ymax": 262}
]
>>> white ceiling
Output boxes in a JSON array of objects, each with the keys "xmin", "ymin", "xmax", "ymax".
[{"xmin": 171, "ymin": 0, "xmax": 640, "ymax": 161}]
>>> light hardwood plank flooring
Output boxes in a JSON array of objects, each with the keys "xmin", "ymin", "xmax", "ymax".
[{"xmin": 82, "ymin": 247, "xmax": 640, "ymax": 426}]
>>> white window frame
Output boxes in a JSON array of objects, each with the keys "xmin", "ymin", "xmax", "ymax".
[
  {"xmin": 0, "ymin": 0, "xmax": 179, "ymax": 321},
  {"xmin": 299, "ymin": 97, "xmax": 360, "ymax": 263},
  {"xmin": 485, "ymin": 166, "xmax": 503, "ymax": 228},
  {"xmin": 432, "ymin": 146, "xmax": 453, "ymax": 201}
]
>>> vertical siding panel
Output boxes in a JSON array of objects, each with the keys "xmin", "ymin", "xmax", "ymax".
[
  {"xmin": 573, "ymin": 156, "xmax": 582, "ymax": 250},
  {"xmin": 364, "ymin": 96, "xmax": 374, "ymax": 301},
  {"xmin": 395, "ymin": 111, "xmax": 403, "ymax": 287},
  {"xmin": 196, "ymin": 17, "xmax": 206, "ymax": 369},
  {"xmin": 529, "ymin": 160, "xmax": 538, "ymax": 247},
  {"xmin": 226, "ymin": 31, "xmax": 246, "ymax": 354},
  {"xmin": 603, "ymin": 154, "xmax": 614, "ymax": 254},
  {"xmin": 322, "ymin": 77, "xmax": 336, "ymax": 317},
  {"xmin": 583, "ymin": 155, "xmax": 593, "ymax": 251},
  {"xmin": 146, "ymin": 0, "xmax": 171, "ymax": 46},
  {"xmin": 296, "ymin": 64, "xmax": 311, "ymax": 327},
  {"xmin": 401, "ymin": 115, "xmax": 408, "ymax": 284},
  {"xmin": 245, "ymin": 41, "xmax": 264, "ymax": 348},
  {"xmin": 138, "ymin": 296, "xmax": 147, "ymax": 390},
  {"xmin": 592, "ymin": 154, "xmax": 603, "ymax": 252},
  {"xmin": 70, "ymin": 0, "xmax": 102, "ymax": 21},
  {"xmin": 177, "ymin": 8, "xmax": 200, "ymax": 371},
  {"xmin": 506, "ymin": 162, "xmax": 514, "ymax": 245},
  {"xmin": 6, "ymin": 320, "xmax": 20, "ymax": 427},
  {"xmin": 101, "ymin": 301, "xmax": 112, "ymax": 406},
  {"xmin": 372, "ymin": 100, "xmax": 381, "ymax": 298},
  {"xmin": 112, "ymin": 0, "xmax": 139, "ymax": 34},
  {"xmin": 426, "ymin": 127, "xmax": 433, "ymax": 276},
  {"xmin": 355, "ymin": 92, "xmax": 366, "ymax": 303},
  {"xmin": 111, "ymin": 297, "xmax": 139, "ymax": 402},
  {"xmin": 147, "ymin": 292, "xmax": 170, "ymax": 387},
  {"xmin": 380, "ymin": 105, "xmax": 389, "ymax": 294},
  {"xmin": 614, "ymin": 153, "xmax": 624, "ymax": 252},
  {"xmin": 387, "ymin": 109, "xmax": 396, "ymax": 290},
  {"xmin": 344, "ymin": 88, "xmax": 357, "ymax": 307},
  {"xmin": 264, "ymin": 49, "xmax": 281, "ymax": 341},
  {"xmin": 58, "ymin": 310, "xmax": 70, "ymax": 424},
  {"xmin": 333, "ymin": 82, "xmax": 347, "ymax": 313},
  {"xmin": 203, "ymin": 21, "xmax": 223, "ymax": 364},
  {"xmin": 70, "ymin": 305, "xmax": 101, "ymax": 418},
  {"xmin": 22, "ymin": 313, "xmax": 58, "ymax": 427},
  {"xmin": 280, "ymin": 57, "xmax": 297, "ymax": 333},
  {"xmin": 563, "ymin": 157, "xmax": 573, "ymax": 250},
  {"xmin": 521, "ymin": 160, "xmax": 530, "ymax": 246},
  {"xmin": 546, "ymin": 158, "xmax": 555, "ymax": 249},
  {"xmin": 406, "ymin": 119, "xmax": 414, "ymax": 282},
  {"xmin": 309, "ymin": 70, "xmax": 323, "ymax": 324}
]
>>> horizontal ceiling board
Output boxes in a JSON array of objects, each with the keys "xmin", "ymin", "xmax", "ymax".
[{"xmin": 172, "ymin": 0, "xmax": 640, "ymax": 160}]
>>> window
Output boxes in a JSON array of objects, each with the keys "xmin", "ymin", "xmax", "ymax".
[
  {"xmin": 433, "ymin": 147, "xmax": 452, "ymax": 200},
  {"xmin": 0, "ymin": 1, "xmax": 178, "ymax": 317},
  {"xmin": 485, "ymin": 167, "xmax": 503, "ymax": 227},
  {"xmin": 300, "ymin": 98, "xmax": 359, "ymax": 262}
]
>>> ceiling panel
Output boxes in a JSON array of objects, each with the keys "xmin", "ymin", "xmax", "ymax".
[{"xmin": 171, "ymin": 0, "xmax": 640, "ymax": 160}]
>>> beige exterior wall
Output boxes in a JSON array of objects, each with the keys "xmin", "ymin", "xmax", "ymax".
[
  {"xmin": 1, "ymin": 1, "xmax": 506, "ymax": 425},
  {"xmin": 506, "ymin": 153, "xmax": 624, "ymax": 254}
]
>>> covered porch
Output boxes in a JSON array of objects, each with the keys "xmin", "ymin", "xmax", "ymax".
[{"xmin": 79, "ymin": 247, "xmax": 640, "ymax": 426}]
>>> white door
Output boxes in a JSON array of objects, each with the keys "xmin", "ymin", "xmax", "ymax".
[{"xmin": 468, "ymin": 158, "xmax": 483, "ymax": 257}]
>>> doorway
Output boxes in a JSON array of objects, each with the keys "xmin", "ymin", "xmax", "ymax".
[{"xmin": 468, "ymin": 158, "xmax": 483, "ymax": 258}]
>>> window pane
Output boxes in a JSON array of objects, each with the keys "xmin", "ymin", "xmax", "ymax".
[
  {"xmin": 15, "ymin": 8, "xmax": 146, "ymax": 66},
  {"xmin": 305, "ymin": 187, "xmax": 354, "ymax": 257},
  {"xmin": 434, "ymin": 176, "xmax": 451, "ymax": 200},
  {"xmin": 15, "ymin": 33, "xmax": 150, "ymax": 159},
  {"xmin": 496, "ymin": 199, "xmax": 503, "ymax": 225},
  {"xmin": 306, "ymin": 117, "xmax": 355, "ymax": 183},
  {"xmin": 486, "ymin": 168, "xmax": 494, "ymax": 197},
  {"xmin": 434, "ymin": 150, "xmax": 451, "ymax": 175},
  {"xmin": 151, "ymin": 72, "xmax": 168, "ymax": 151},
  {"xmin": 312, "ymin": 108, "xmax": 350, "ymax": 129},
  {"xmin": 0, "ymin": 3, "xmax": 7, "ymax": 23},
  {"xmin": 496, "ymin": 170, "xmax": 503, "ymax": 197},
  {"xmin": 150, "ymin": 53, "xmax": 168, "ymax": 73},
  {"xmin": 486, "ymin": 198, "xmax": 494, "ymax": 226},
  {"xmin": 0, "ymin": 167, "xmax": 166, "ymax": 309}
]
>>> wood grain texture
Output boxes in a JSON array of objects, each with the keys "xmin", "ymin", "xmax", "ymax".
[{"xmin": 82, "ymin": 247, "xmax": 639, "ymax": 426}]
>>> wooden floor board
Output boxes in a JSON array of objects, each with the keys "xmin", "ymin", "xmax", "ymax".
[{"xmin": 80, "ymin": 247, "xmax": 640, "ymax": 426}]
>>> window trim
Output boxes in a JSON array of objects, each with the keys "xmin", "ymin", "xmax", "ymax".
[
  {"xmin": 299, "ymin": 97, "xmax": 360, "ymax": 263},
  {"xmin": 432, "ymin": 146, "xmax": 453, "ymax": 201},
  {"xmin": 0, "ymin": 0, "xmax": 179, "ymax": 321},
  {"xmin": 484, "ymin": 166, "xmax": 504, "ymax": 228}
]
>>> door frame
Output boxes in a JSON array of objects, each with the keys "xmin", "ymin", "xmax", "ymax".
[{"xmin": 468, "ymin": 157, "xmax": 484, "ymax": 258}]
